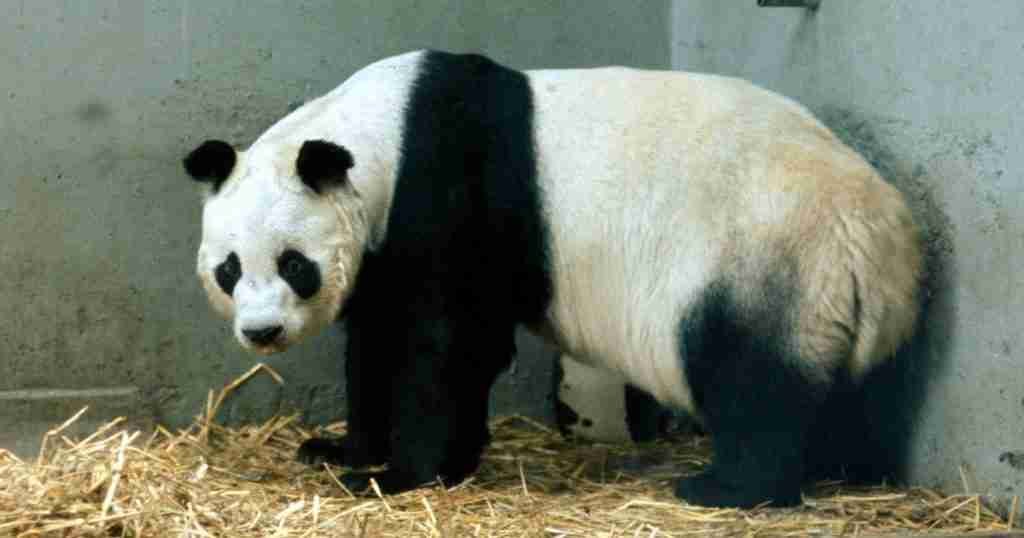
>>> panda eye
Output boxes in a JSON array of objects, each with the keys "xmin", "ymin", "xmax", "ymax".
[
  {"xmin": 214, "ymin": 252, "xmax": 242, "ymax": 296},
  {"xmin": 277, "ymin": 249, "xmax": 321, "ymax": 300}
]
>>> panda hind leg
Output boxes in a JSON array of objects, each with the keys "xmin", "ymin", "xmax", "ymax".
[
  {"xmin": 674, "ymin": 362, "xmax": 822, "ymax": 508},
  {"xmin": 674, "ymin": 284, "xmax": 830, "ymax": 509}
]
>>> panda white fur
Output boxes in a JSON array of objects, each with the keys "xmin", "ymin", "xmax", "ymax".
[{"xmin": 182, "ymin": 50, "xmax": 923, "ymax": 508}]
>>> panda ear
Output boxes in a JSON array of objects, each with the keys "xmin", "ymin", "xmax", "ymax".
[
  {"xmin": 296, "ymin": 140, "xmax": 355, "ymax": 194},
  {"xmin": 183, "ymin": 140, "xmax": 236, "ymax": 193}
]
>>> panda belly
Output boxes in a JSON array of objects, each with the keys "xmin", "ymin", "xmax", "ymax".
[
  {"xmin": 532, "ymin": 242, "xmax": 707, "ymax": 413},
  {"xmin": 526, "ymin": 69, "xmax": 739, "ymax": 413},
  {"xmin": 526, "ymin": 160, "xmax": 718, "ymax": 412}
]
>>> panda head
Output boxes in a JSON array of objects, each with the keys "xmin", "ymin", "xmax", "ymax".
[{"xmin": 183, "ymin": 138, "xmax": 368, "ymax": 354}]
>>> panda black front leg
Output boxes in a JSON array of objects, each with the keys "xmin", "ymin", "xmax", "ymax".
[
  {"xmin": 297, "ymin": 314, "xmax": 392, "ymax": 469},
  {"xmin": 337, "ymin": 315, "xmax": 472, "ymax": 495},
  {"xmin": 439, "ymin": 331, "xmax": 513, "ymax": 483},
  {"xmin": 321, "ymin": 372, "xmax": 458, "ymax": 495},
  {"xmin": 336, "ymin": 316, "xmax": 511, "ymax": 496}
]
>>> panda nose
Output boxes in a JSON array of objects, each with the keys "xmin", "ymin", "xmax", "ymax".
[{"xmin": 243, "ymin": 326, "xmax": 283, "ymax": 346}]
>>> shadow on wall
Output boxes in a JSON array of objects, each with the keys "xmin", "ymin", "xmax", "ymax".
[{"xmin": 808, "ymin": 107, "xmax": 958, "ymax": 485}]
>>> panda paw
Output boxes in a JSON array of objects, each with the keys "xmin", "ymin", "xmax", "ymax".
[
  {"xmin": 674, "ymin": 470, "xmax": 802, "ymax": 509},
  {"xmin": 333, "ymin": 469, "xmax": 429, "ymax": 496},
  {"xmin": 297, "ymin": 437, "xmax": 348, "ymax": 466}
]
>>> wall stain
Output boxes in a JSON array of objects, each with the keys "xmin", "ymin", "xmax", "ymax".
[
  {"xmin": 75, "ymin": 101, "xmax": 111, "ymax": 123},
  {"xmin": 999, "ymin": 451, "xmax": 1024, "ymax": 471},
  {"xmin": 815, "ymin": 106, "xmax": 958, "ymax": 483}
]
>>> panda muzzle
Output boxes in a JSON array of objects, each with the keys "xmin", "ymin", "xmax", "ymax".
[{"xmin": 242, "ymin": 325, "xmax": 284, "ymax": 347}]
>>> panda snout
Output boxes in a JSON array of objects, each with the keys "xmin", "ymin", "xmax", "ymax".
[{"xmin": 242, "ymin": 325, "xmax": 284, "ymax": 347}]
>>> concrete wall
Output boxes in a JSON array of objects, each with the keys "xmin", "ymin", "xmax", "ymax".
[
  {"xmin": 671, "ymin": 0, "xmax": 1024, "ymax": 508},
  {"xmin": 0, "ymin": 0, "xmax": 671, "ymax": 456}
]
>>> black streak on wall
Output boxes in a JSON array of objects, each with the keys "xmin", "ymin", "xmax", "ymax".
[{"xmin": 811, "ymin": 106, "xmax": 957, "ymax": 484}]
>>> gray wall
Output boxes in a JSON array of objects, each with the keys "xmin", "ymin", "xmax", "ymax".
[
  {"xmin": 671, "ymin": 0, "xmax": 1024, "ymax": 509},
  {"xmin": 0, "ymin": 0, "xmax": 671, "ymax": 455}
]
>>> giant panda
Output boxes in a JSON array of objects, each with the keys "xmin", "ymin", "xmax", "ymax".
[{"xmin": 182, "ymin": 50, "xmax": 923, "ymax": 508}]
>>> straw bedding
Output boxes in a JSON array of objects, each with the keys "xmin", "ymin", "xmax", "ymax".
[{"xmin": 1, "ymin": 365, "xmax": 1017, "ymax": 537}]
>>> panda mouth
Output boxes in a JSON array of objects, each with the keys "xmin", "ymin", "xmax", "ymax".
[
  {"xmin": 250, "ymin": 342, "xmax": 288, "ymax": 355},
  {"xmin": 248, "ymin": 335, "xmax": 290, "ymax": 354}
]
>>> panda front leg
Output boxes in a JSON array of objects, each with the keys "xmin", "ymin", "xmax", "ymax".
[
  {"xmin": 334, "ymin": 369, "xmax": 458, "ymax": 494},
  {"xmin": 438, "ymin": 344, "xmax": 511, "ymax": 483},
  {"xmin": 334, "ymin": 316, "xmax": 508, "ymax": 495},
  {"xmin": 674, "ymin": 293, "xmax": 828, "ymax": 508},
  {"xmin": 297, "ymin": 317, "xmax": 392, "ymax": 469}
]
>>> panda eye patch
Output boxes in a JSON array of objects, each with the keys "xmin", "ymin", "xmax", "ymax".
[
  {"xmin": 214, "ymin": 252, "xmax": 242, "ymax": 296},
  {"xmin": 277, "ymin": 249, "xmax": 320, "ymax": 300},
  {"xmin": 283, "ymin": 258, "xmax": 303, "ymax": 278}
]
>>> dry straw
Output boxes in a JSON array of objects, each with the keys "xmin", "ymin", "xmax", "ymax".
[{"xmin": 0, "ymin": 365, "xmax": 1017, "ymax": 537}]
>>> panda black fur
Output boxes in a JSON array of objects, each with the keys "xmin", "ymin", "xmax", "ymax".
[{"xmin": 183, "ymin": 50, "xmax": 923, "ymax": 508}]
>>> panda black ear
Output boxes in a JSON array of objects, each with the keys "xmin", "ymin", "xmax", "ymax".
[
  {"xmin": 296, "ymin": 140, "xmax": 355, "ymax": 194},
  {"xmin": 183, "ymin": 140, "xmax": 236, "ymax": 193}
]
